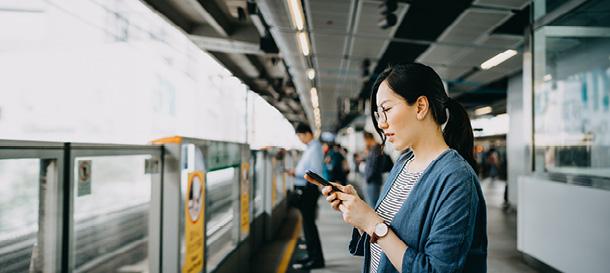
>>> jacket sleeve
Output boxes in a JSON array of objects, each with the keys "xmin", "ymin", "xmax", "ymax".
[
  {"xmin": 401, "ymin": 170, "xmax": 479, "ymax": 273},
  {"xmin": 348, "ymin": 228, "xmax": 367, "ymax": 256}
]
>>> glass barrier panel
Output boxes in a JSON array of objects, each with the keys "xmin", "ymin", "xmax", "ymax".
[
  {"xmin": 73, "ymin": 155, "xmax": 152, "ymax": 273},
  {"xmin": 0, "ymin": 159, "xmax": 40, "ymax": 273},
  {"xmin": 205, "ymin": 167, "xmax": 239, "ymax": 272},
  {"xmin": 253, "ymin": 152, "xmax": 265, "ymax": 216},
  {"xmin": 274, "ymin": 157, "xmax": 286, "ymax": 205}
]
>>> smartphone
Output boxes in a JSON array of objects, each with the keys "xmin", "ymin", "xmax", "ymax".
[{"xmin": 305, "ymin": 170, "xmax": 341, "ymax": 192}]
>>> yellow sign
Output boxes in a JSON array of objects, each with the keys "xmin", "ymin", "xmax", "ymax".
[
  {"xmin": 240, "ymin": 162, "xmax": 250, "ymax": 237},
  {"xmin": 183, "ymin": 171, "xmax": 205, "ymax": 273}
]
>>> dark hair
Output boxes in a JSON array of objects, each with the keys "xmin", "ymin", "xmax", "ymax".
[
  {"xmin": 295, "ymin": 122, "xmax": 313, "ymax": 134},
  {"xmin": 370, "ymin": 63, "xmax": 477, "ymax": 171}
]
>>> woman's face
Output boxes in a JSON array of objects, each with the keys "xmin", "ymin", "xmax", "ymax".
[{"xmin": 375, "ymin": 80, "xmax": 421, "ymax": 151}]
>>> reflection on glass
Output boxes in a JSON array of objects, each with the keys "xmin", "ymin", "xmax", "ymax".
[
  {"xmin": 253, "ymin": 152, "xmax": 265, "ymax": 216},
  {"xmin": 0, "ymin": 159, "xmax": 40, "ymax": 273},
  {"xmin": 533, "ymin": 0, "xmax": 610, "ymax": 180},
  {"xmin": 73, "ymin": 155, "xmax": 151, "ymax": 273},
  {"xmin": 206, "ymin": 167, "xmax": 238, "ymax": 272}
]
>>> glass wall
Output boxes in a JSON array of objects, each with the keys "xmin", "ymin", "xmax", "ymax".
[{"xmin": 533, "ymin": 0, "xmax": 610, "ymax": 185}]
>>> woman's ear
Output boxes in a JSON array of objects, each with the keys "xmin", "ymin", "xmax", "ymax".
[{"xmin": 415, "ymin": 96, "xmax": 429, "ymax": 120}]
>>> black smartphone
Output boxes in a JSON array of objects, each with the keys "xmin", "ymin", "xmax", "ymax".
[{"xmin": 305, "ymin": 170, "xmax": 341, "ymax": 192}]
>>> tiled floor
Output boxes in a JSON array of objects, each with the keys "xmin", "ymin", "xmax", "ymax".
[
  {"xmin": 480, "ymin": 178, "xmax": 538, "ymax": 273},
  {"xmin": 301, "ymin": 178, "xmax": 539, "ymax": 273}
]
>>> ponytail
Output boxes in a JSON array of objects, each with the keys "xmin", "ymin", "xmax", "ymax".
[{"xmin": 443, "ymin": 98, "xmax": 478, "ymax": 172}]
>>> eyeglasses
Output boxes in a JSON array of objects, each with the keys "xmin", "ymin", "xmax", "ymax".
[{"xmin": 374, "ymin": 103, "xmax": 395, "ymax": 124}]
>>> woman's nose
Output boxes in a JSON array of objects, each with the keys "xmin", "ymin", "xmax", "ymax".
[{"xmin": 379, "ymin": 121, "xmax": 389, "ymax": 129}]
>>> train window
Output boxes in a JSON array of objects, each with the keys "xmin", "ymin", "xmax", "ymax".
[
  {"xmin": 205, "ymin": 167, "xmax": 239, "ymax": 272},
  {"xmin": 0, "ymin": 159, "xmax": 41, "ymax": 273},
  {"xmin": 72, "ymin": 155, "xmax": 152, "ymax": 273}
]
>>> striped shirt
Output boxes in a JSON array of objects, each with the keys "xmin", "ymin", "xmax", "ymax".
[{"xmin": 369, "ymin": 159, "xmax": 421, "ymax": 273}]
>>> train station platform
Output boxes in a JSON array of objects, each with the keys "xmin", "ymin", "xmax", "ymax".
[
  {"xmin": 2, "ymin": 0, "xmax": 610, "ymax": 272},
  {"xmin": 289, "ymin": 178, "xmax": 541, "ymax": 273}
]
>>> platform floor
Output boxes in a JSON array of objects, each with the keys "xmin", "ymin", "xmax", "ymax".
[{"xmin": 296, "ymin": 178, "xmax": 539, "ymax": 273}]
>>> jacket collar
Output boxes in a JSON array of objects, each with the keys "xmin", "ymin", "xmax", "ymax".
[{"xmin": 374, "ymin": 148, "xmax": 455, "ymax": 210}]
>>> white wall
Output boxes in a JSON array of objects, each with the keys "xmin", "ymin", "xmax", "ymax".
[
  {"xmin": 518, "ymin": 176, "xmax": 610, "ymax": 273},
  {"xmin": 506, "ymin": 73, "xmax": 530, "ymax": 207}
]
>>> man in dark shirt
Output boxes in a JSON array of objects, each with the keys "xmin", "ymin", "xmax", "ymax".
[{"xmin": 363, "ymin": 132, "xmax": 388, "ymax": 206}]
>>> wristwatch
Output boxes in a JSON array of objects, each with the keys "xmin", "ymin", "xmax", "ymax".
[{"xmin": 370, "ymin": 222, "xmax": 389, "ymax": 244}]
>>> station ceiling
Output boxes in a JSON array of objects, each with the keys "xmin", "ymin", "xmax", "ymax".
[{"xmin": 143, "ymin": 0, "xmax": 531, "ymax": 132}]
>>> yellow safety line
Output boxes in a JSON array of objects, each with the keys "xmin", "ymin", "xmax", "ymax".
[{"xmin": 276, "ymin": 214, "xmax": 302, "ymax": 273}]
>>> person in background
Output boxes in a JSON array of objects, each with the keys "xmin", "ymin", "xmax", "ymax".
[
  {"xmin": 321, "ymin": 142, "xmax": 332, "ymax": 180},
  {"xmin": 324, "ymin": 143, "xmax": 348, "ymax": 185},
  {"xmin": 486, "ymin": 147, "xmax": 499, "ymax": 181},
  {"xmin": 285, "ymin": 123, "xmax": 326, "ymax": 269},
  {"xmin": 363, "ymin": 131, "xmax": 385, "ymax": 206}
]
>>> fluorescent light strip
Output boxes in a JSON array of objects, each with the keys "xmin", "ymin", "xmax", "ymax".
[
  {"xmin": 475, "ymin": 106, "xmax": 492, "ymax": 116},
  {"xmin": 287, "ymin": 0, "xmax": 304, "ymax": 31},
  {"xmin": 310, "ymin": 87, "xmax": 317, "ymax": 100},
  {"xmin": 312, "ymin": 99, "xmax": 319, "ymax": 108},
  {"xmin": 480, "ymin": 49, "xmax": 517, "ymax": 70},
  {"xmin": 297, "ymin": 32, "xmax": 310, "ymax": 56},
  {"xmin": 310, "ymin": 87, "xmax": 319, "ymax": 109}
]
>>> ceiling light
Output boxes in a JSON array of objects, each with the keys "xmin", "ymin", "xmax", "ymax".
[
  {"xmin": 310, "ymin": 87, "xmax": 319, "ymax": 108},
  {"xmin": 297, "ymin": 32, "xmax": 310, "ymax": 56},
  {"xmin": 310, "ymin": 87, "xmax": 317, "ymax": 99},
  {"xmin": 480, "ymin": 49, "xmax": 517, "ymax": 70},
  {"xmin": 307, "ymin": 68, "xmax": 315, "ymax": 80},
  {"xmin": 287, "ymin": 0, "xmax": 305, "ymax": 31},
  {"xmin": 475, "ymin": 106, "xmax": 492, "ymax": 116}
]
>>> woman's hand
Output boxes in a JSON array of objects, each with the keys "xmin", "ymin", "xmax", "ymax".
[
  {"xmin": 322, "ymin": 184, "xmax": 383, "ymax": 235},
  {"xmin": 320, "ymin": 183, "xmax": 355, "ymax": 211}
]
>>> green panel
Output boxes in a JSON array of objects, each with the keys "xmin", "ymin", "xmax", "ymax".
[{"xmin": 204, "ymin": 142, "xmax": 242, "ymax": 171}]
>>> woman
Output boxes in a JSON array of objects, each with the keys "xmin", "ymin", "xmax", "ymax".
[{"xmin": 306, "ymin": 63, "xmax": 487, "ymax": 272}]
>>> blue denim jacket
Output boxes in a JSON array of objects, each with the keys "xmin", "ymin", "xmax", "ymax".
[{"xmin": 349, "ymin": 149, "xmax": 487, "ymax": 273}]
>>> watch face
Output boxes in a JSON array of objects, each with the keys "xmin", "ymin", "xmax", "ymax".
[{"xmin": 375, "ymin": 223, "xmax": 388, "ymax": 236}]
